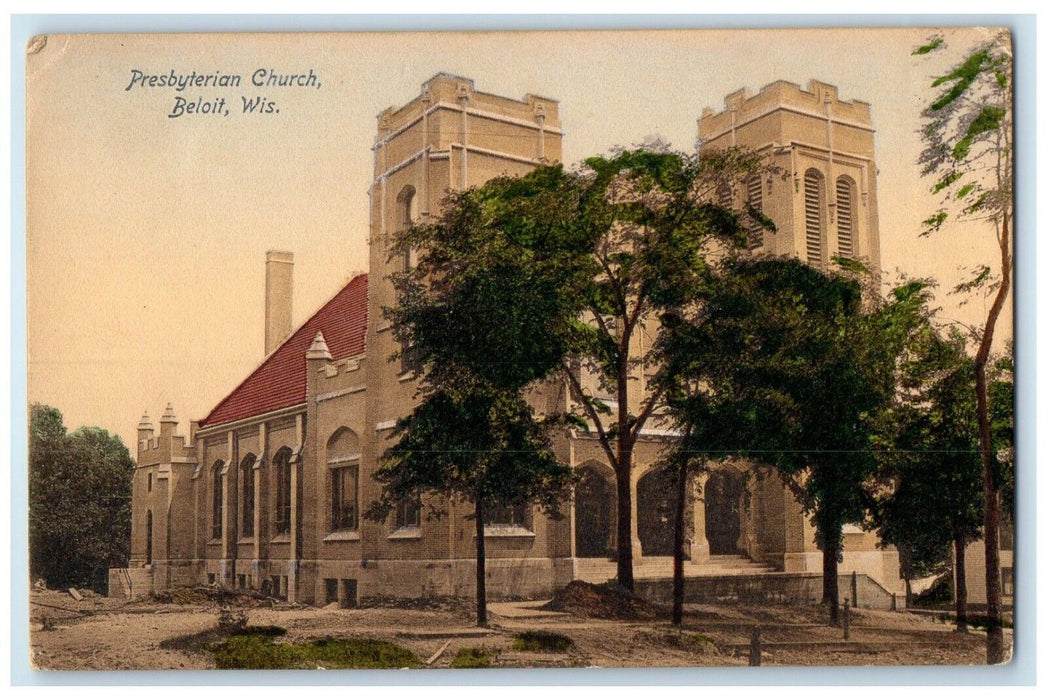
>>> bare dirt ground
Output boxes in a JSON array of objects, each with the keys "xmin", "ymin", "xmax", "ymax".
[{"xmin": 28, "ymin": 585, "xmax": 1007, "ymax": 671}]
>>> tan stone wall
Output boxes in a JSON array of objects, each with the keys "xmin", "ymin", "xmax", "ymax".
[
  {"xmin": 960, "ymin": 540, "xmax": 1015, "ymax": 607},
  {"xmin": 356, "ymin": 557, "xmax": 574, "ymax": 602}
]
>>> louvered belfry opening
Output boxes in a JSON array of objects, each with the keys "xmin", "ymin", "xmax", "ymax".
[
  {"xmin": 804, "ymin": 168, "xmax": 824, "ymax": 267},
  {"xmin": 716, "ymin": 182, "xmax": 733, "ymax": 209},
  {"xmin": 746, "ymin": 175, "xmax": 763, "ymax": 249},
  {"xmin": 836, "ymin": 177, "xmax": 855, "ymax": 259}
]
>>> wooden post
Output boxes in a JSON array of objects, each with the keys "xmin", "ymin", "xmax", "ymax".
[
  {"xmin": 843, "ymin": 598, "xmax": 851, "ymax": 640},
  {"xmin": 851, "ymin": 570, "xmax": 859, "ymax": 609},
  {"xmin": 748, "ymin": 625, "xmax": 762, "ymax": 666}
]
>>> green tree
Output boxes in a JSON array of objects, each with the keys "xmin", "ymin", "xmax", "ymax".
[
  {"xmin": 481, "ymin": 146, "xmax": 774, "ymax": 590},
  {"xmin": 872, "ymin": 328, "xmax": 983, "ymax": 626},
  {"xmin": 658, "ymin": 258, "xmax": 924, "ymax": 625},
  {"xmin": 29, "ymin": 404, "xmax": 134, "ymax": 592},
  {"xmin": 366, "ymin": 189, "xmax": 574, "ymax": 626},
  {"xmin": 366, "ymin": 382, "xmax": 571, "ymax": 626},
  {"xmin": 915, "ymin": 30, "xmax": 1013, "ymax": 663}
]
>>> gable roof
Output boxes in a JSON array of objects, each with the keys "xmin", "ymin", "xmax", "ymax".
[{"xmin": 199, "ymin": 274, "xmax": 368, "ymax": 428}]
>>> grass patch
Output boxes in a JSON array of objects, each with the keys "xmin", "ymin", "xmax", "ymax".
[
  {"xmin": 449, "ymin": 646, "xmax": 498, "ymax": 669},
  {"xmin": 689, "ymin": 632, "xmax": 714, "ymax": 645},
  {"xmin": 162, "ymin": 624, "xmax": 286, "ymax": 653},
  {"xmin": 209, "ymin": 634, "xmax": 421, "ymax": 670},
  {"xmin": 512, "ymin": 631, "xmax": 573, "ymax": 653}
]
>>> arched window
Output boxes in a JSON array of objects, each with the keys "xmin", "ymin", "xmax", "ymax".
[
  {"xmin": 240, "ymin": 453, "xmax": 256, "ymax": 537},
  {"xmin": 396, "ymin": 185, "xmax": 416, "ymax": 272},
  {"xmin": 395, "ymin": 185, "xmax": 422, "ymax": 376},
  {"xmin": 273, "ymin": 448, "xmax": 293, "ymax": 535},
  {"xmin": 211, "ymin": 461, "xmax": 224, "ymax": 541},
  {"xmin": 804, "ymin": 168, "xmax": 825, "ymax": 268},
  {"xmin": 836, "ymin": 176, "xmax": 857, "ymax": 260},
  {"xmin": 746, "ymin": 174, "xmax": 764, "ymax": 249},
  {"xmin": 327, "ymin": 428, "xmax": 360, "ymax": 532}
]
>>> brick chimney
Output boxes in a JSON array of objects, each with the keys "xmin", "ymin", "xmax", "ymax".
[{"xmin": 265, "ymin": 250, "xmax": 294, "ymax": 355}]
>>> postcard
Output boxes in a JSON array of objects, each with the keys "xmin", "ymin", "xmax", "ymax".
[{"xmin": 25, "ymin": 27, "xmax": 1016, "ymax": 671}]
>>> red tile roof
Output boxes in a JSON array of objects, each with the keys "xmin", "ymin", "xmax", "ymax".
[{"xmin": 199, "ymin": 274, "xmax": 368, "ymax": 427}]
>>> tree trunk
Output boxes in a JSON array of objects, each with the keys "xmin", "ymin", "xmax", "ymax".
[
  {"xmin": 615, "ymin": 460, "xmax": 634, "ymax": 591},
  {"xmin": 672, "ymin": 464, "xmax": 688, "ymax": 626},
  {"xmin": 823, "ymin": 535, "xmax": 840, "ymax": 626},
  {"xmin": 954, "ymin": 531, "xmax": 968, "ymax": 633},
  {"xmin": 975, "ymin": 212, "xmax": 1010, "ymax": 664},
  {"xmin": 904, "ymin": 577, "xmax": 912, "ymax": 610},
  {"xmin": 474, "ymin": 498, "xmax": 487, "ymax": 627},
  {"xmin": 615, "ymin": 344, "xmax": 635, "ymax": 592}
]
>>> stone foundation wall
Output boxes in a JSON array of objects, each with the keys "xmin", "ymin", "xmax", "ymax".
[
  {"xmin": 635, "ymin": 572, "xmax": 904, "ymax": 611},
  {"xmin": 357, "ymin": 557, "xmax": 574, "ymax": 602}
]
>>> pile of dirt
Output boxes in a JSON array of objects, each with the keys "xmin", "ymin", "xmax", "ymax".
[
  {"xmin": 540, "ymin": 581, "xmax": 667, "ymax": 620},
  {"xmin": 147, "ymin": 586, "xmax": 274, "ymax": 607}
]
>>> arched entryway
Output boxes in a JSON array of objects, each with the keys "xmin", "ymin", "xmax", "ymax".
[
  {"xmin": 705, "ymin": 470, "xmax": 744, "ymax": 554},
  {"xmin": 574, "ymin": 463, "xmax": 616, "ymax": 558},
  {"xmin": 637, "ymin": 468, "xmax": 693, "ymax": 557}
]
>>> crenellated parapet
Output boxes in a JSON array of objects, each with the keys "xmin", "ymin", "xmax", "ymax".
[
  {"xmin": 137, "ymin": 403, "xmax": 197, "ymax": 467},
  {"xmin": 375, "ymin": 73, "xmax": 561, "ymax": 150},
  {"xmin": 699, "ymin": 79, "xmax": 873, "ymax": 146}
]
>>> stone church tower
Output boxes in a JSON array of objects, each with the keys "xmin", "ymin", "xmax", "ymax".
[
  {"xmin": 697, "ymin": 80, "xmax": 892, "ymax": 579},
  {"xmin": 698, "ymin": 79, "xmax": 881, "ymax": 274},
  {"xmin": 359, "ymin": 73, "xmax": 565, "ymax": 586}
]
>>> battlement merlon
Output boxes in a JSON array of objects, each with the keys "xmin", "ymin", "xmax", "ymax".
[
  {"xmin": 374, "ymin": 73, "xmax": 561, "ymax": 146},
  {"xmin": 698, "ymin": 79, "xmax": 873, "ymax": 144},
  {"xmin": 137, "ymin": 405, "xmax": 197, "ymax": 467}
]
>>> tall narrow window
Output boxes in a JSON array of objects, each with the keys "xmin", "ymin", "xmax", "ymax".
[
  {"xmin": 330, "ymin": 465, "xmax": 359, "ymax": 531},
  {"xmin": 211, "ymin": 461, "xmax": 224, "ymax": 540},
  {"xmin": 240, "ymin": 454, "xmax": 256, "ymax": 537},
  {"xmin": 395, "ymin": 493, "xmax": 422, "ymax": 529},
  {"xmin": 804, "ymin": 169, "xmax": 825, "ymax": 268},
  {"xmin": 146, "ymin": 510, "xmax": 153, "ymax": 564},
  {"xmin": 396, "ymin": 185, "xmax": 421, "ymax": 375},
  {"xmin": 836, "ymin": 177, "xmax": 857, "ymax": 260},
  {"xmin": 396, "ymin": 185, "xmax": 416, "ymax": 273},
  {"xmin": 746, "ymin": 175, "xmax": 764, "ymax": 249},
  {"xmin": 274, "ymin": 448, "xmax": 293, "ymax": 535},
  {"xmin": 327, "ymin": 428, "xmax": 361, "ymax": 532}
]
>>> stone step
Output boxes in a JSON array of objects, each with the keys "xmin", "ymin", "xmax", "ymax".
[
  {"xmin": 107, "ymin": 566, "xmax": 154, "ymax": 598},
  {"xmin": 572, "ymin": 556, "xmax": 778, "ymax": 583}
]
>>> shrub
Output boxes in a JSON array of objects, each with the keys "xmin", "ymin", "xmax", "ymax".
[
  {"xmin": 450, "ymin": 646, "xmax": 497, "ymax": 668},
  {"xmin": 209, "ymin": 635, "xmax": 421, "ymax": 670},
  {"xmin": 512, "ymin": 631, "xmax": 572, "ymax": 653}
]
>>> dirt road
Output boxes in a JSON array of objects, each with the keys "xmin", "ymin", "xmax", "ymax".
[{"xmin": 27, "ymin": 587, "xmax": 1001, "ymax": 671}]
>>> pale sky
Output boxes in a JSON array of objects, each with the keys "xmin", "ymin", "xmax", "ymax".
[{"xmin": 26, "ymin": 28, "xmax": 1014, "ymax": 449}]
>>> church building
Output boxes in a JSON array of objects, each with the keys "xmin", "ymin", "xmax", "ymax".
[{"xmin": 117, "ymin": 74, "xmax": 904, "ymax": 607}]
